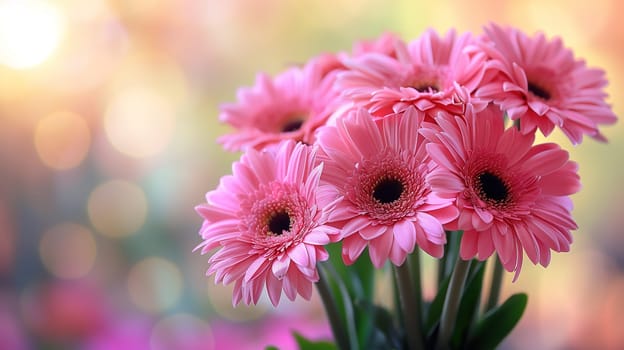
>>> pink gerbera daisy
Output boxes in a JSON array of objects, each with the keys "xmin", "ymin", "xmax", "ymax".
[
  {"xmin": 421, "ymin": 104, "xmax": 581, "ymax": 279},
  {"xmin": 195, "ymin": 141, "xmax": 341, "ymax": 306},
  {"xmin": 316, "ymin": 107, "xmax": 459, "ymax": 268},
  {"xmin": 338, "ymin": 29, "xmax": 487, "ymax": 119},
  {"xmin": 218, "ymin": 56, "xmax": 344, "ymax": 151},
  {"xmin": 475, "ymin": 24, "xmax": 618, "ymax": 144}
]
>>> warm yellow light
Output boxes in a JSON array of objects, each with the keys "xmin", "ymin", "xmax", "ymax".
[
  {"xmin": 0, "ymin": 0, "xmax": 65, "ymax": 69},
  {"xmin": 34, "ymin": 111, "xmax": 91, "ymax": 170},
  {"xmin": 104, "ymin": 86, "xmax": 176, "ymax": 158}
]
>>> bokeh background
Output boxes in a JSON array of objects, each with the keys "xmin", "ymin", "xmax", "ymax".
[{"xmin": 1, "ymin": 0, "xmax": 623, "ymax": 349}]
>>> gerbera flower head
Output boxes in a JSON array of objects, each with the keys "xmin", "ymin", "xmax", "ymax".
[
  {"xmin": 195, "ymin": 141, "xmax": 341, "ymax": 306},
  {"xmin": 475, "ymin": 23, "xmax": 618, "ymax": 144},
  {"xmin": 316, "ymin": 107, "xmax": 459, "ymax": 268},
  {"xmin": 338, "ymin": 29, "xmax": 488, "ymax": 119},
  {"xmin": 218, "ymin": 56, "xmax": 344, "ymax": 151},
  {"xmin": 421, "ymin": 104, "xmax": 582, "ymax": 280}
]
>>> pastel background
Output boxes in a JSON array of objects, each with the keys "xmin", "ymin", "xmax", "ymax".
[{"xmin": 1, "ymin": 0, "xmax": 622, "ymax": 349}]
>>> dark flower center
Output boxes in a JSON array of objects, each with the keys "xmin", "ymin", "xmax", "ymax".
[
  {"xmin": 267, "ymin": 210, "xmax": 291, "ymax": 235},
  {"xmin": 527, "ymin": 81, "xmax": 551, "ymax": 100},
  {"xmin": 412, "ymin": 83, "xmax": 439, "ymax": 93},
  {"xmin": 477, "ymin": 172, "xmax": 509, "ymax": 203},
  {"xmin": 373, "ymin": 177, "xmax": 404, "ymax": 204},
  {"xmin": 281, "ymin": 119, "xmax": 305, "ymax": 133}
]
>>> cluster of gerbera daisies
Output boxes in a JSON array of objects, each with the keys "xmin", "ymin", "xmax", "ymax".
[{"xmin": 195, "ymin": 24, "xmax": 616, "ymax": 307}]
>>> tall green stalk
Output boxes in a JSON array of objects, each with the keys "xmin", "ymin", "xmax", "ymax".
[
  {"xmin": 408, "ymin": 249, "xmax": 423, "ymax": 325},
  {"xmin": 484, "ymin": 255, "xmax": 504, "ymax": 313},
  {"xmin": 394, "ymin": 262, "xmax": 425, "ymax": 350},
  {"xmin": 316, "ymin": 265, "xmax": 351, "ymax": 350},
  {"xmin": 435, "ymin": 257, "xmax": 472, "ymax": 350}
]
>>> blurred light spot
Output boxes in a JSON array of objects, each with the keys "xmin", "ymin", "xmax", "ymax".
[
  {"xmin": 0, "ymin": 0, "xmax": 65, "ymax": 69},
  {"xmin": 67, "ymin": 0, "xmax": 113, "ymax": 22},
  {"xmin": 111, "ymin": 0, "xmax": 176, "ymax": 23},
  {"xmin": 39, "ymin": 222, "xmax": 97, "ymax": 279},
  {"xmin": 127, "ymin": 257, "xmax": 182, "ymax": 313},
  {"xmin": 34, "ymin": 111, "xmax": 91, "ymax": 170},
  {"xmin": 104, "ymin": 86, "xmax": 176, "ymax": 158},
  {"xmin": 524, "ymin": 0, "xmax": 612, "ymax": 46},
  {"xmin": 206, "ymin": 282, "xmax": 267, "ymax": 322},
  {"xmin": 87, "ymin": 180, "xmax": 147, "ymax": 238},
  {"xmin": 150, "ymin": 313, "xmax": 214, "ymax": 350}
]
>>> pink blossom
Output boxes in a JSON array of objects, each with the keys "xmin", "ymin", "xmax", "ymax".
[
  {"xmin": 218, "ymin": 56, "xmax": 344, "ymax": 151},
  {"xmin": 195, "ymin": 141, "xmax": 341, "ymax": 306},
  {"xmin": 475, "ymin": 23, "xmax": 617, "ymax": 144},
  {"xmin": 421, "ymin": 104, "xmax": 581, "ymax": 279},
  {"xmin": 316, "ymin": 107, "xmax": 458, "ymax": 268},
  {"xmin": 338, "ymin": 29, "xmax": 488, "ymax": 119}
]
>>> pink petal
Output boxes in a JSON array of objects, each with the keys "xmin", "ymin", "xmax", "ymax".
[
  {"xmin": 416, "ymin": 212, "xmax": 445, "ymax": 244},
  {"xmin": 459, "ymin": 230, "xmax": 479, "ymax": 260},
  {"xmin": 521, "ymin": 144, "xmax": 569, "ymax": 176},
  {"xmin": 389, "ymin": 240, "xmax": 408, "ymax": 266},
  {"xmin": 342, "ymin": 216, "xmax": 372, "ymax": 236},
  {"xmin": 393, "ymin": 220, "xmax": 416, "ymax": 252},
  {"xmin": 342, "ymin": 235, "xmax": 368, "ymax": 265},
  {"xmin": 303, "ymin": 230, "xmax": 331, "ymax": 245},
  {"xmin": 271, "ymin": 255, "xmax": 291, "ymax": 279},
  {"xmin": 244, "ymin": 256, "xmax": 268, "ymax": 282},
  {"xmin": 514, "ymin": 224, "xmax": 540, "ymax": 265},
  {"xmin": 360, "ymin": 225, "xmax": 388, "ymax": 240},
  {"xmin": 369, "ymin": 232, "xmax": 393, "ymax": 268},
  {"xmin": 298, "ymin": 278, "xmax": 313, "ymax": 300},
  {"xmin": 288, "ymin": 243, "xmax": 310, "ymax": 267},
  {"xmin": 266, "ymin": 274, "xmax": 283, "ymax": 307}
]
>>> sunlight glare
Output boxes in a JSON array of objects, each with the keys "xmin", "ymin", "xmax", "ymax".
[{"xmin": 0, "ymin": 0, "xmax": 65, "ymax": 69}]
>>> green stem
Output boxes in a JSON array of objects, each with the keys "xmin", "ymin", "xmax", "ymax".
[
  {"xmin": 435, "ymin": 257, "xmax": 472, "ymax": 350},
  {"xmin": 392, "ymin": 264, "xmax": 404, "ymax": 328},
  {"xmin": 437, "ymin": 251, "xmax": 447, "ymax": 291},
  {"xmin": 408, "ymin": 249, "xmax": 423, "ymax": 324},
  {"xmin": 438, "ymin": 231, "xmax": 460, "ymax": 289},
  {"xmin": 484, "ymin": 255, "xmax": 504, "ymax": 313},
  {"xmin": 316, "ymin": 265, "xmax": 351, "ymax": 350},
  {"xmin": 394, "ymin": 262, "xmax": 425, "ymax": 350}
]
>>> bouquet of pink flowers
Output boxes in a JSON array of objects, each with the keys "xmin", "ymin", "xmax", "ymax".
[{"xmin": 194, "ymin": 24, "xmax": 617, "ymax": 350}]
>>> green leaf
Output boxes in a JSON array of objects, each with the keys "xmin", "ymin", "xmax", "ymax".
[
  {"xmin": 353, "ymin": 297, "xmax": 403, "ymax": 349},
  {"xmin": 293, "ymin": 332, "xmax": 338, "ymax": 350},
  {"xmin": 467, "ymin": 293, "xmax": 528, "ymax": 350},
  {"xmin": 324, "ymin": 243, "xmax": 377, "ymax": 348},
  {"xmin": 320, "ymin": 262, "xmax": 359, "ymax": 349},
  {"xmin": 451, "ymin": 261, "xmax": 485, "ymax": 349},
  {"xmin": 265, "ymin": 347, "xmax": 280, "ymax": 350}
]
